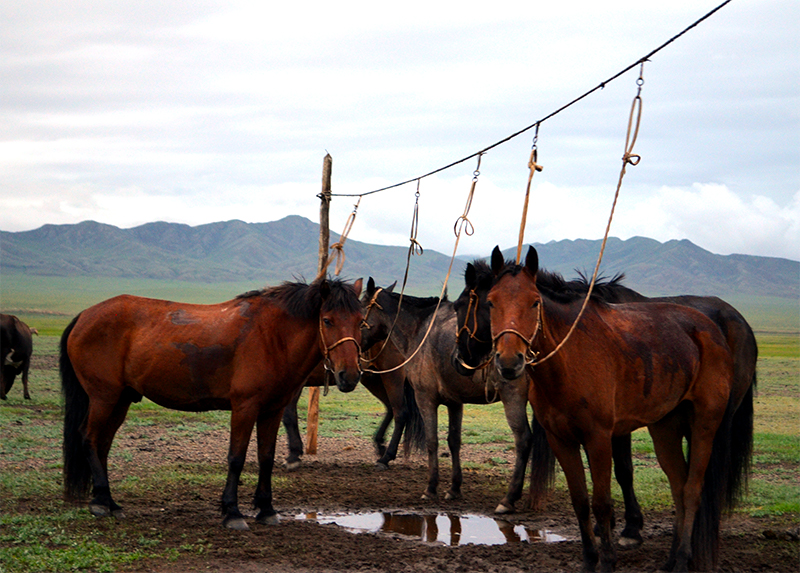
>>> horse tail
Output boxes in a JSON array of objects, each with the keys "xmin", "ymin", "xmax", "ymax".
[
  {"xmin": 527, "ymin": 413, "xmax": 556, "ymax": 509},
  {"xmin": 691, "ymin": 374, "xmax": 755, "ymax": 570},
  {"xmin": 401, "ymin": 381, "xmax": 426, "ymax": 455},
  {"xmin": 726, "ymin": 372, "xmax": 755, "ymax": 507},
  {"xmin": 60, "ymin": 314, "xmax": 91, "ymax": 501}
]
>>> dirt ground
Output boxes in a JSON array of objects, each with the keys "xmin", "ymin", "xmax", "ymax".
[{"xmin": 89, "ymin": 424, "xmax": 796, "ymax": 573}]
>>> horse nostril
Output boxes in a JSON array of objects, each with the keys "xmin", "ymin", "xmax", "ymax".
[{"xmin": 516, "ymin": 353, "xmax": 524, "ymax": 364}]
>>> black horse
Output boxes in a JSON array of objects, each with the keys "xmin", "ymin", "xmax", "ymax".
[
  {"xmin": 361, "ymin": 278, "xmax": 547, "ymax": 513},
  {"xmin": 452, "ymin": 257, "xmax": 757, "ymax": 549}
]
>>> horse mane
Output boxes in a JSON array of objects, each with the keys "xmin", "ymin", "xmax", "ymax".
[
  {"xmin": 237, "ymin": 277, "xmax": 361, "ymax": 319},
  {"xmin": 493, "ymin": 259, "xmax": 628, "ymax": 305}
]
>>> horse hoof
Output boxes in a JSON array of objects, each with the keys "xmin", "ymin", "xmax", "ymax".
[
  {"xmin": 111, "ymin": 508, "xmax": 126, "ymax": 520},
  {"xmin": 618, "ymin": 536, "xmax": 643, "ymax": 549},
  {"xmin": 421, "ymin": 492, "xmax": 436, "ymax": 501},
  {"xmin": 256, "ymin": 513, "xmax": 281, "ymax": 526},
  {"xmin": 89, "ymin": 504, "xmax": 112, "ymax": 518},
  {"xmin": 375, "ymin": 462, "xmax": 389, "ymax": 471},
  {"xmin": 223, "ymin": 517, "xmax": 250, "ymax": 531},
  {"xmin": 444, "ymin": 491, "xmax": 461, "ymax": 501},
  {"xmin": 284, "ymin": 460, "xmax": 302, "ymax": 472},
  {"xmin": 494, "ymin": 503, "xmax": 514, "ymax": 515}
]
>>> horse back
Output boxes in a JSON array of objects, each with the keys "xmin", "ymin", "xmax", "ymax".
[
  {"xmin": 65, "ymin": 294, "xmax": 293, "ymax": 411},
  {"xmin": 591, "ymin": 302, "xmax": 733, "ymax": 434}
]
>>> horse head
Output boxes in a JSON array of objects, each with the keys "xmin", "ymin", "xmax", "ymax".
[
  {"xmin": 488, "ymin": 245, "xmax": 542, "ymax": 381},
  {"xmin": 360, "ymin": 277, "xmax": 396, "ymax": 352},
  {"xmin": 451, "ymin": 260, "xmax": 495, "ymax": 376},
  {"xmin": 319, "ymin": 277, "xmax": 364, "ymax": 392}
]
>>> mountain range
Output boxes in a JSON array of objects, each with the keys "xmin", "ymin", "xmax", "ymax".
[{"xmin": 1, "ymin": 216, "xmax": 797, "ymax": 299}]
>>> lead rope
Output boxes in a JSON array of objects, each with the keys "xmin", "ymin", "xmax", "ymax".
[
  {"xmin": 364, "ymin": 154, "xmax": 484, "ymax": 376},
  {"xmin": 528, "ymin": 63, "xmax": 645, "ymax": 367}
]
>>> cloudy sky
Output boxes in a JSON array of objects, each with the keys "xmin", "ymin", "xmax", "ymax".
[{"xmin": 1, "ymin": 1, "xmax": 798, "ymax": 262}]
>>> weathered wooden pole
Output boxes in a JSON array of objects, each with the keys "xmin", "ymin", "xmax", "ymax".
[{"xmin": 306, "ymin": 153, "xmax": 332, "ymax": 455}]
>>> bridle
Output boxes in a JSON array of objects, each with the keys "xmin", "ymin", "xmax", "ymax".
[
  {"xmin": 491, "ymin": 302, "xmax": 544, "ymax": 366},
  {"xmin": 453, "ymin": 289, "xmax": 494, "ymax": 373},
  {"xmin": 318, "ymin": 313, "xmax": 362, "ymax": 395}
]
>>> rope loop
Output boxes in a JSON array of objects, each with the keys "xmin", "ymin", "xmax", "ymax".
[{"xmin": 453, "ymin": 153, "xmax": 483, "ymax": 238}]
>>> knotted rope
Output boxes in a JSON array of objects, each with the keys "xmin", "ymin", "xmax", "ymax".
[{"xmin": 326, "ymin": 197, "xmax": 361, "ymax": 276}]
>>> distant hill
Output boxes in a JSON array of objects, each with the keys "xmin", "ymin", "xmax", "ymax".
[{"xmin": 1, "ymin": 216, "xmax": 797, "ymax": 299}]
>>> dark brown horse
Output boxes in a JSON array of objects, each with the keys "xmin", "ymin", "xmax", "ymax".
[
  {"xmin": 487, "ymin": 246, "xmax": 749, "ymax": 572},
  {"xmin": 61, "ymin": 277, "xmax": 363, "ymax": 530},
  {"xmin": 361, "ymin": 278, "xmax": 533, "ymax": 513},
  {"xmin": 452, "ymin": 255, "xmax": 757, "ymax": 551}
]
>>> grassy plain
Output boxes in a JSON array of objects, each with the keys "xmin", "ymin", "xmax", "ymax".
[{"xmin": 0, "ymin": 278, "xmax": 798, "ymax": 572}]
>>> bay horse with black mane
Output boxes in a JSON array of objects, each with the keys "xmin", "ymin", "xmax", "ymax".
[
  {"xmin": 486, "ymin": 246, "xmax": 750, "ymax": 572},
  {"xmin": 361, "ymin": 278, "xmax": 536, "ymax": 514},
  {"xmin": 61, "ymin": 277, "xmax": 363, "ymax": 530},
  {"xmin": 452, "ymin": 254, "xmax": 757, "ymax": 552}
]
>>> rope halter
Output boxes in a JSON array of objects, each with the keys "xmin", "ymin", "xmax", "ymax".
[
  {"xmin": 491, "ymin": 302, "xmax": 543, "ymax": 367},
  {"xmin": 318, "ymin": 314, "xmax": 362, "ymax": 395}
]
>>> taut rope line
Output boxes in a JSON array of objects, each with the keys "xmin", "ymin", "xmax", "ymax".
[
  {"xmin": 331, "ymin": 0, "xmax": 732, "ymax": 200},
  {"xmin": 516, "ymin": 123, "xmax": 543, "ymax": 264}
]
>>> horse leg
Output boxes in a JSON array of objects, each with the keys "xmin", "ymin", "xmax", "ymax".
[
  {"xmin": 549, "ymin": 433, "xmax": 599, "ymax": 572},
  {"xmin": 612, "ymin": 434, "xmax": 643, "ymax": 548},
  {"xmin": 445, "ymin": 403, "xmax": 463, "ymax": 500},
  {"xmin": 221, "ymin": 406, "xmax": 257, "ymax": 530},
  {"xmin": 375, "ymin": 371, "xmax": 407, "ymax": 469},
  {"xmin": 84, "ymin": 396, "xmax": 130, "ymax": 518},
  {"xmin": 496, "ymin": 384, "xmax": 533, "ymax": 514},
  {"xmin": 254, "ymin": 411, "xmax": 283, "ymax": 525},
  {"xmin": 282, "ymin": 386, "xmax": 304, "ymax": 471},
  {"xmin": 418, "ymin": 394, "xmax": 440, "ymax": 500},
  {"xmin": 22, "ymin": 362, "xmax": 31, "ymax": 400},
  {"xmin": 584, "ymin": 436, "xmax": 618, "ymax": 572},
  {"xmin": 648, "ymin": 415, "xmax": 690, "ymax": 572}
]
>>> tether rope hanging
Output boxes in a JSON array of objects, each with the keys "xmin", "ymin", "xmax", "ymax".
[
  {"xmin": 527, "ymin": 63, "xmax": 645, "ymax": 367},
  {"xmin": 363, "ymin": 154, "xmax": 484, "ymax": 376},
  {"xmin": 330, "ymin": 0, "xmax": 732, "ymax": 200},
  {"xmin": 361, "ymin": 181, "xmax": 424, "ymax": 366},
  {"xmin": 326, "ymin": 197, "xmax": 361, "ymax": 276},
  {"xmin": 516, "ymin": 123, "xmax": 543, "ymax": 263}
]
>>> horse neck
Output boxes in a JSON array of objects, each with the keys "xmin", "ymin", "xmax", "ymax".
[
  {"xmin": 381, "ymin": 295, "xmax": 441, "ymax": 357},
  {"xmin": 534, "ymin": 296, "xmax": 595, "ymax": 357}
]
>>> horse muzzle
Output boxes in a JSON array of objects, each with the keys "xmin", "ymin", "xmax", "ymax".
[
  {"xmin": 333, "ymin": 368, "xmax": 361, "ymax": 393},
  {"xmin": 494, "ymin": 352, "xmax": 526, "ymax": 381}
]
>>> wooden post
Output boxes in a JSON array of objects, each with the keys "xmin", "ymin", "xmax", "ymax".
[{"xmin": 306, "ymin": 153, "xmax": 332, "ymax": 455}]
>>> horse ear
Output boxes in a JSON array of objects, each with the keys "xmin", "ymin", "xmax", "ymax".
[
  {"xmin": 319, "ymin": 279, "xmax": 331, "ymax": 300},
  {"xmin": 464, "ymin": 263, "xmax": 477, "ymax": 288},
  {"xmin": 524, "ymin": 246, "xmax": 539, "ymax": 278},
  {"xmin": 386, "ymin": 281, "xmax": 397, "ymax": 293},
  {"xmin": 352, "ymin": 278, "xmax": 363, "ymax": 297},
  {"xmin": 490, "ymin": 246, "xmax": 504, "ymax": 276},
  {"xmin": 367, "ymin": 277, "xmax": 376, "ymax": 295}
]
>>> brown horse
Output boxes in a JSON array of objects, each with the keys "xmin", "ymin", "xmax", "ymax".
[
  {"xmin": 488, "ymin": 246, "xmax": 748, "ymax": 573},
  {"xmin": 452, "ymin": 256, "xmax": 757, "ymax": 550},
  {"xmin": 61, "ymin": 277, "xmax": 363, "ymax": 530}
]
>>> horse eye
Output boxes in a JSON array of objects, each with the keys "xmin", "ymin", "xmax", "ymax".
[
  {"xmin": 486, "ymin": 301, "xmax": 494, "ymax": 309},
  {"xmin": 532, "ymin": 300, "xmax": 541, "ymax": 308},
  {"xmin": 323, "ymin": 317, "xmax": 333, "ymax": 326}
]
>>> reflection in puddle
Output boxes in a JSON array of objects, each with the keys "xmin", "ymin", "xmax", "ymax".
[{"xmin": 296, "ymin": 511, "xmax": 569, "ymax": 546}]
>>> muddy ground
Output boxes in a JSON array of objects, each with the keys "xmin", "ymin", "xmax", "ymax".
[{"xmin": 86, "ymin": 425, "xmax": 797, "ymax": 573}]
